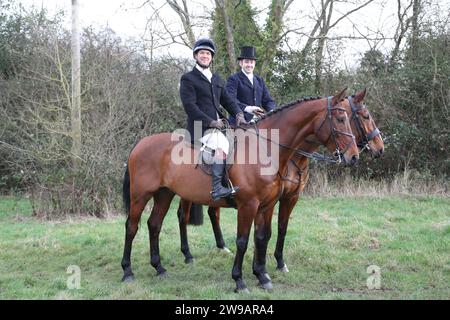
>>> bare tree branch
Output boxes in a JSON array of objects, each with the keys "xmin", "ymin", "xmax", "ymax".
[
  {"xmin": 166, "ymin": 0, "xmax": 196, "ymax": 47},
  {"xmin": 389, "ymin": 0, "xmax": 414, "ymax": 65},
  {"xmin": 328, "ymin": 0, "xmax": 376, "ymax": 30}
]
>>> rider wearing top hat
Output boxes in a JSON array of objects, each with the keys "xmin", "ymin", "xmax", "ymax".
[
  {"xmin": 179, "ymin": 38, "xmax": 246, "ymax": 201},
  {"xmin": 226, "ymin": 46, "xmax": 276, "ymax": 125}
]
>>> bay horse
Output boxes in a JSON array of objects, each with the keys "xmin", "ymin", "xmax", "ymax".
[
  {"xmin": 176, "ymin": 89, "xmax": 384, "ymax": 271},
  {"xmin": 121, "ymin": 88, "xmax": 359, "ymax": 292},
  {"xmin": 273, "ymin": 89, "xmax": 384, "ymax": 272}
]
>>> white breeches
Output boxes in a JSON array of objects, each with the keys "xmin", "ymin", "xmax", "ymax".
[{"xmin": 199, "ymin": 129, "xmax": 229, "ymax": 155}]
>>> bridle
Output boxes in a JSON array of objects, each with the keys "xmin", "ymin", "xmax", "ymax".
[
  {"xmin": 313, "ymin": 96, "xmax": 356, "ymax": 163},
  {"xmin": 348, "ymin": 96, "xmax": 382, "ymax": 152},
  {"xmin": 300, "ymin": 96, "xmax": 383, "ymax": 160}
]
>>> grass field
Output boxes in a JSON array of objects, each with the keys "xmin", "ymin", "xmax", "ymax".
[{"xmin": 0, "ymin": 195, "xmax": 449, "ymax": 300}]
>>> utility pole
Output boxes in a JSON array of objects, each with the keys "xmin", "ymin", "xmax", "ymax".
[{"xmin": 71, "ymin": 0, "xmax": 82, "ymax": 169}]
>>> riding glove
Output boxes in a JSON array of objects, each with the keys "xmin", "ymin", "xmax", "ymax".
[
  {"xmin": 244, "ymin": 106, "xmax": 265, "ymax": 116},
  {"xmin": 236, "ymin": 112, "xmax": 248, "ymax": 127},
  {"xmin": 209, "ymin": 119, "xmax": 225, "ymax": 129}
]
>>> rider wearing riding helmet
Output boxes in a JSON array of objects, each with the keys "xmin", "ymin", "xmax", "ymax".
[{"xmin": 179, "ymin": 38, "xmax": 247, "ymax": 201}]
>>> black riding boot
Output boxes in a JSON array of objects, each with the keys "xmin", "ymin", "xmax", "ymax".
[{"xmin": 210, "ymin": 162, "xmax": 239, "ymax": 201}]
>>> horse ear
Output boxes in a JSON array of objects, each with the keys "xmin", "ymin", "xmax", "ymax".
[
  {"xmin": 353, "ymin": 88, "xmax": 367, "ymax": 103},
  {"xmin": 332, "ymin": 87, "xmax": 347, "ymax": 105}
]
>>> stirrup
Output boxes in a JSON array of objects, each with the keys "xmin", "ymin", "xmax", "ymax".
[{"xmin": 228, "ymin": 179, "xmax": 239, "ymax": 197}]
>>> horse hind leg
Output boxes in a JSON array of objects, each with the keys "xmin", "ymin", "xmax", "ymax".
[
  {"xmin": 177, "ymin": 199, "xmax": 194, "ymax": 263},
  {"xmin": 121, "ymin": 192, "xmax": 153, "ymax": 282},
  {"xmin": 207, "ymin": 207, "xmax": 230, "ymax": 252},
  {"xmin": 148, "ymin": 188, "xmax": 175, "ymax": 276},
  {"xmin": 274, "ymin": 196, "xmax": 298, "ymax": 273}
]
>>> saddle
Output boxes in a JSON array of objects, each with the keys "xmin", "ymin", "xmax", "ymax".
[
  {"xmin": 191, "ymin": 142, "xmax": 237, "ymax": 208},
  {"xmin": 197, "ymin": 146, "xmax": 232, "ymax": 174}
]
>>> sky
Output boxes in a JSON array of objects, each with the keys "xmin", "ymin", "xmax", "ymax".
[
  {"xmin": 18, "ymin": 0, "xmax": 151, "ymax": 38},
  {"xmin": 17, "ymin": 0, "xmax": 202, "ymax": 59},
  {"xmin": 15, "ymin": 0, "xmax": 450, "ymax": 69}
]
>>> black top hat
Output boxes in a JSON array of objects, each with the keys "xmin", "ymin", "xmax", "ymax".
[{"xmin": 238, "ymin": 46, "xmax": 257, "ymax": 60}]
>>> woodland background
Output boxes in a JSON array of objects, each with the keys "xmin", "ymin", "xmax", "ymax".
[{"xmin": 0, "ymin": 0, "xmax": 448, "ymax": 216}]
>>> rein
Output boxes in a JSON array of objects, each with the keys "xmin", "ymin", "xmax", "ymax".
[{"xmin": 294, "ymin": 149, "xmax": 341, "ymax": 164}]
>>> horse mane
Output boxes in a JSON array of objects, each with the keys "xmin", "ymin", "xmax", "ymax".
[
  {"xmin": 254, "ymin": 96, "xmax": 323, "ymax": 123},
  {"xmin": 254, "ymin": 94, "xmax": 353, "ymax": 124}
]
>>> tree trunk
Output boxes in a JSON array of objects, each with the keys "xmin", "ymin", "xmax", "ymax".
[
  {"xmin": 314, "ymin": 0, "xmax": 332, "ymax": 94},
  {"xmin": 71, "ymin": 0, "xmax": 81, "ymax": 169},
  {"xmin": 300, "ymin": 0, "xmax": 331, "ymax": 61},
  {"xmin": 215, "ymin": 0, "xmax": 237, "ymax": 73},
  {"xmin": 409, "ymin": 0, "xmax": 421, "ymax": 62},
  {"xmin": 260, "ymin": 0, "xmax": 293, "ymax": 79},
  {"xmin": 314, "ymin": 35, "xmax": 325, "ymax": 94}
]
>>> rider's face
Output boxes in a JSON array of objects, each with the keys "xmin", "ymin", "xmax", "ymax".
[
  {"xmin": 239, "ymin": 59, "xmax": 256, "ymax": 74},
  {"xmin": 195, "ymin": 50, "xmax": 213, "ymax": 68}
]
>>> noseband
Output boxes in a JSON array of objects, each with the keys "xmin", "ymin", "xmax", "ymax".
[{"xmin": 348, "ymin": 96, "xmax": 381, "ymax": 151}]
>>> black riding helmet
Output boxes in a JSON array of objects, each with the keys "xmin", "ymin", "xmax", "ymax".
[{"xmin": 193, "ymin": 38, "xmax": 216, "ymax": 56}]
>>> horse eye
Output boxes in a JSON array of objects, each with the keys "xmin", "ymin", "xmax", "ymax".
[{"xmin": 362, "ymin": 115, "xmax": 370, "ymax": 120}]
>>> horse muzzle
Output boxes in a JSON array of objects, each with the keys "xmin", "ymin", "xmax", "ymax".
[
  {"xmin": 372, "ymin": 147, "xmax": 384, "ymax": 159},
  {"xmin": 342, "ymin": 153, "xmax": 359, "ymax": 167}
]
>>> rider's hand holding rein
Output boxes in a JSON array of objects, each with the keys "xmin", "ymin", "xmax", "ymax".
[
  {"xmin": 236, "ymin": 112, "xmax": 247, "ymax": 127},
  {"xmin": 210, "ymin": 119, "xmax": 225, "ymax": 129},
  {"xmin": 244, "ymin": 106, "xmax": 265, "ymax": 116}
]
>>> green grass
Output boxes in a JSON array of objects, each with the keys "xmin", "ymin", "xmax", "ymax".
[{"xmin": 0, "ymin": 195, "xmax": 449, "ymax": 299}]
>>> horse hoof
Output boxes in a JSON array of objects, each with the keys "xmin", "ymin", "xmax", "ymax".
[
  {"xmin": 234, "ymin": 287, "xmax": 250, "ymax": 294},
  {"xmin": 277, "ymin": 264, "xmax": 289, "ymax": 273},
  {"xmin": 157, "ymin": 271, "xmax": 168, "ymax": 278},
  {"xmin": 156, "ymin": 266, "xmax": 167, "ymax": 277},
  {"xmin": 259, "ymin": 281, "xmax": 273, "ymax": 291},
  {"xmin": 219, "ymin": 247, "xmax": 233, "ymax": 254},
  {"xmin": 184, "ymin": 257, "xmax": 194, "ymax": 264},
  {"xmin": 122, "ymin": 274, "xmax": 135, "ymax": 282},
  {"xmin": 234, "ymin": 279, "xmax": 249, "ymax": 293},
  {"xmin": 257, "ymin": 273, "xmax": 273, "ymax": 290}
]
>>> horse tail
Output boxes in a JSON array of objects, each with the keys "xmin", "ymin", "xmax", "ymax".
[{"xmin": 122, "ymin": 164, "xmax": 131, "ymax": 215}]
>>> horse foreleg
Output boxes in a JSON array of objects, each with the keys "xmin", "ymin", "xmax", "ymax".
[
  {"xmin": 177, "ymin": 199, "xmax": 194, "ymax": 263},
  {"xmin": 148, "ymin": 188, "xmax": 175, "ymax": 276},
  {"xmin": 207, "ymin": 207, "xmax": 229, "ymax": 251},
  {"xmin": 121, "ymin": 194, "xmax": 152, "ymax": 282},
  {"xmin": 274, "ymin": 196, "xmax": 299, "ymax": 272},
  {"xmin": 252, "ymin": 207, "xmax": 274, "ymax": 290},
  {"xmin": 232, "ymin": 200, "xmax": 259, "ymax": 293}
]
